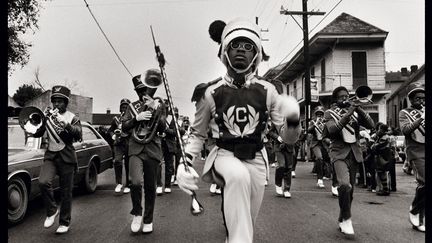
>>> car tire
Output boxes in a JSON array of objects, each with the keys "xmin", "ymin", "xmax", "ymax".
[
  {"xmin": 82, "ymin": 160, "xmax": 98, "ymax": 193},
  {"xmin": 8, "ymin": 177, "xmax": 28, "ymax": 225}
]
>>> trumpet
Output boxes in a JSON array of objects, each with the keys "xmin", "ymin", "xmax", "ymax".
[{"xmin": 344, "ymin": 85, "xmax": 373, "ymax": 106}]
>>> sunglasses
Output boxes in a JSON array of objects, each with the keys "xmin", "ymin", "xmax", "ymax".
[{"xmin": 229, "ymin": 42, "xmax": 255, "ymax": 51}]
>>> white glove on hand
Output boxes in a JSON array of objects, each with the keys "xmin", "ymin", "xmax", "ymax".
[
  {"xmin": 277, "ymin": 95, "xmax": 300, "ymax": 123},
  {"xmin": 55, "ymin": 114, "xmax": 68, "ymax": 127},
  {"xmin": 421, "ymin": 112, "xmax": 425, "ymax": 121},
  {"xmin": 176, "ymin": 163, "xmax": 199, "ymax": 196},
  {"xmin": 136, "ymin": 111, "xmax": 152, "ymax": 121},
  {"xmin": 112, "ymin": 134, "xmax": 116, "ymax": 140}
]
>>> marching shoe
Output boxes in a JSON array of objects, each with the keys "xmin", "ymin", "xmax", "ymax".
[
  {"xmin": 264, "ymin": 180, "xmax": 268, "ymax": 186},
  {"xmin": 44, "ymin": 209, "xmax": 59, "ymax": 228},
  {"xmin": 215, "ymin": 188, "xmax": 222, "ymax": 195},
  {"xmin": 331, "ymin": 186, "xmax": 339, "ymax": 197},
  {"xmin": 283, "ymin": 191, "xmax": 291, "ymax": 198},
  {"xmin": 143, "ymin": 223, "xmax": 153, "ymax": 234},
  {"xmin": 415, "ymin": 225, "xmax": 425, "ymax": 232},
  {"xmin": 164, "ymin": 187, "xmax": 171, "ymax": 193},
  {"xmin": 317, "ymin": 179, "xmax": 325, "ymax": 188},
  {"xmin": 173, "ymin": 180, "xmax": 178, "ymax": 186},
  {"xmin": 291, "ymin": 171, "xmax": 296, "ymax": 178},
  {"xmin": 55, "ymin": 225, "xmax": 69, "ymax": 234},
  {"xmin": 209, "ymin": 184, "xmax": 217, "ymax": 194},
  {"xmin": 131, "ymin": 215, "xmax": 143, "ymax": 233},
  {"xmin": 409, "ymin": 206, "xmax": 420, "ymax": 227},
  {"xmin": 339, "ymin": 218, "xmax": 354, "ymax": 235},
  {"xmin": 275, "ymin": 186, "xmax": 283, "ymax": 196},
  {"xmin": 115, "ymin": 184, "xmax": 123, "ymax": 193},
  {"xmin": 123, "ymin": 187, "xmax": 130, "ymax": 194},
  {"xmin": 156, "ymin": 186, "xmax": 163, "ymax": 195}
]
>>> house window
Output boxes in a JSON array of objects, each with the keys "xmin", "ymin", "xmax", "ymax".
[
  {"xmin": 352, "ymin": 51, "xmax": 367, "ymax": 89},
  {"xmin": 294, "ymin": 81, "xmax": 297, "ymax": 98},
  {"xmin": 310, "ymin": 66, "xmax": 315, "ymax": 78},
  {"xmin": 286, "ymin": 84, "xmax": 290, "ymax": 95},
  {"xmin": 321, "ymin": 59, "xmax": 326, "ymax": 91}
]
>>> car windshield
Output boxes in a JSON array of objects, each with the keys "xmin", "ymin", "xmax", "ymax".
[{"xmin": 8, "ymin": 126, "xmax": 39, "ymax": 149}]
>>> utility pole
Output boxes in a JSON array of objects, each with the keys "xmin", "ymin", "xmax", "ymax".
[
  {"xmin": 280, "ymin": 1, "xmax": 325, "ymax": 132},
  {"xmin": 255, "ymin": 16, "xmax": 269, "ymax": 75}
]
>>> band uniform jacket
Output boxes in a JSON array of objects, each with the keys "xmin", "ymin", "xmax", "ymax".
[
  {"xmin": 44, "ymin": 111, "xmax": 82, "ymax": 164},
  {"xmin": 108, "ymin": 113, "xmax": 130, "ymax": 146},
  {"xmin": 324, "ymin": 104, "xmax": 374, "ymax": 163},
  {"xmin": 185, "ymin": 74, "xmax": 301, "ymax": 185},
  {"xmin": 122, "ymin": 99, "xmax": 167, "ymax": 161},
  {"xmin": 399, "ymin": 107, "xmax": 425, "ymax": 162},
  {"xmin": 307, "ymin": 118, "xmax": 325, "ymax": 149},
  {"xmin": 268, "ymin": 123, "xmax": 294, "ymax": 153},
  {"xmin": 163, "ymin": 114, "xmax": 184, "ymax": 154}
]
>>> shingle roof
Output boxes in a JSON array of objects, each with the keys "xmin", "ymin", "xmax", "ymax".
[{"xmin": 318, "ymin": 12, "xmax": 387, "ymax": 35}]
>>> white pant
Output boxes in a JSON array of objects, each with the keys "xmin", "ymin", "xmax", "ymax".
[{"xmin": 213, "ymin": 148, "xmax": 267, "ymax": 243}]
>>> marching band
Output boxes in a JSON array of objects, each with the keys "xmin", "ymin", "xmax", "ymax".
[{"xmin": 16, "ymin": 17, "xmax": 425, "ymax": 241}]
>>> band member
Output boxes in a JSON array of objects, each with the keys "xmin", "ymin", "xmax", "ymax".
[
  {"xmin": 108, "ymin": 98, "xmax": 131, "ymax": 194},
  {"xmin": 370, "ymin": 123, "xmax": 392, "ymax": 196},
  {"xmin": 39, "ymin": 85, "xmax": 82, "ymax": 234},
  {"xmin": 324, "ymin": 86, "xmax": 374, "ymax": 235},
  {"xmin": 176, "ymin": 18, "xmax": 301, "ymax": 242},
  {"xmin": 122, "ymin": 69, "xmax": 166, "ymax": 234},
  {"xmin": 399, "ymin": 82, "xmax": 425, "ymax": 232},
  {"xmin": 269, "ymin": 122, "xmax": 294, "ymax": 198},
  {"xmin": 308, "ymin": 106, "xmax": 326, "ymax": 188},
  {"xmin": 156, "ymin": 106, "xmax": 181, "ymax": 194}
]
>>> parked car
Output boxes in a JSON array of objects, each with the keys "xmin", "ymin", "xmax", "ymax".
[{"xmin": 8, "ymin": 119, "xmax": 113, "ymax": 225}]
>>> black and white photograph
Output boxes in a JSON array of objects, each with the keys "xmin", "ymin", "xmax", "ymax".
[{"xmin": 8, "ymin": 0, "xmax": 426, "ymax": 242}]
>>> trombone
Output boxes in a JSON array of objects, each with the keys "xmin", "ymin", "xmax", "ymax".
[{"xmin": 345, "ymin": 85, "xmax": 373, "ymax": 106}]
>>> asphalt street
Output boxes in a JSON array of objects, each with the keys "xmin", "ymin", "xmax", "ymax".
[{"xmin": 8, "ymin": 159, "xmax": 425, "ymax": 243}]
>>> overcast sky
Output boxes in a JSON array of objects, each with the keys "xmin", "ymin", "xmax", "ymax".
[{"xmin": 8, "ymin": 0, "xmax": 425, "ymax": 120}]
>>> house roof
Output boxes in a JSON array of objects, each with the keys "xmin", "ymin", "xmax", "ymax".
[
  {"xmin": 387, "ymin": 64, "xmax": 425, "ymax": 101},
  {"xmin": 264, "ymin": 12, "xmax": 388, "ymax": 82}
]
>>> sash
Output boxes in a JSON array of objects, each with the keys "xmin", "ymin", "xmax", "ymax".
[
  {"xmin": 47, "ymin": 111, "xmax": 74, "ymax": 152},
  {"xmin": 328, "ymin": 108, "xmax": 357, "ymax": 144},
  {"xmin": 401, "ymin": 109, "xmax": 425, "ymax": 144}
]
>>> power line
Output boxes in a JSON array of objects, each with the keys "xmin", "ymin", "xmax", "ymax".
[
  {"xmin": 52, "ymin": 0, "xmax": 216, "ymax": 7},
  {"xmin": 83, "ymin": 0, "xmax": 133, "ymax": 77}
]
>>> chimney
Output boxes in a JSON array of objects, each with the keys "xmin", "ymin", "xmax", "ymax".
[
  {"xmin": 401, "ymin": 67, "xmax": 409, "ymax": 76},
  {"xmin": 410, "ymin": 65, "xmax": 418, "ymax": 74},
  {"xmin": 106, "ymin": 108, "xmax": 111, "ymax": 114}
]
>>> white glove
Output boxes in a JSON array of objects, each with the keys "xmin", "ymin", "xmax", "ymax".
[
  {"xmin": 136, "ymin": 110, "xmax": 152, "ymax": 121},
  {"xmin": 176, "ymin": 163, "xmax": 199, "ymax": 196},
  {"xmin": 277, "ymin": 95, "xmax": 300, "ymax": 123},
  {"xmin": 112, "ymin": 134, "xmax": 116, "ymax": 140},
  {"xmin": 55, "ymin": 114, "xmax": 68, "ymax": 127},
  {"xmin": 421, "ymin": 112, "xmax": 425, "ymax": 120}
]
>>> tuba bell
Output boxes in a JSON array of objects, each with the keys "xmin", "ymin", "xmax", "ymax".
[{"xmin": 19, "ymin": 106, "xmax": 47, "ymax": 137}]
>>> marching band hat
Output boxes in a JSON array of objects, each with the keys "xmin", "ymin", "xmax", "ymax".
[
  {"xmin": 314, "ymin": 106, "xmax": 325, "ymax": 115},
  {"xmin": 132, "ymin": 69, "xmax": 162, "ymax": 91},
  {"xmin": 406, "ymin": 82, "xmax": 425, "ymax": 98},
  {"xmin": 50, "ymin": 85, "xmax": 70, "ymax": 101},
  {"xmin": 120, "ymin": 98, "xmax": 131, "ymax": 106}
]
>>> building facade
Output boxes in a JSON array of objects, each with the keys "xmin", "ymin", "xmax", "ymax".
[{"xmin": 264, "ymin": 12, "xmax": 390, "ymax": 124}]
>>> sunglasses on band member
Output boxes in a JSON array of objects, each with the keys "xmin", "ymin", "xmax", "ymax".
[{"xmin": 229, "ymin": 42, "xmax": 255, "ymax": 51}]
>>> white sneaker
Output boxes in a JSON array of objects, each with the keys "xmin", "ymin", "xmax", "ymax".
[
  {"xmin": 275, "ymin": 186, "xmax": 283, "ymax": 196},
  {"xmin": 123, "ymin": 187, "xmax": 130, "ymax": 194},
  {"xmin": 55, "ymin": 225, "xmax": 69, "ymax": 234},
  {"xmin": 291, "ymin": 171, "xmax": 296, "ymax": 178},
  {"xmin": 131, "ymin": 215, "xmax": 142, "ymax": 232},
  {"xmin": 209, "ymin": 184, "xmax": 217, "ymax": 194},
  {"xmin": 264, "ymin": 180, "xmax": 268, "ymax": 186},
  {"xmin": 143, "ymin": 223, "xmax": 153, "ymax": 233},
  {"xmin": 173, "ymin": 180, "xmax": 178, "ymax": 186},
  {"xmin": 317, "ymin": 179, "xmax": 325, "ymax": 188},
  {"xmin": 271, "ymin": 163, "xmax": 276, "ymax": 168},
  {"xmin": 115, "ymin": 184, "xmax": 123, "ymax": 193},
  {"xmin": 409, "ymin": 206, "xmax": 420, "ymax": 227},
  {"xmin": 156, "ymin": 187, "xmax": 163, "ymax": 195},
  {"xmin": 44, "ymin": 209, "xmax": 59, "ymax": 228},
  {"xmin": 332, "ymin": 186, "xmax": 339, "ymax": 197},
  {"xmin": 216, "ymin": 188, "xmax": 222, "ymax": 195},
  {"xmin": 164, "ymin": 187, "xmax": 171, "ymax": 193},
  {"xmin": 171, "ymin": 175, "xmax": 175, "ymax": 183},
  {"xmin": 339, "ymin": 218, "xmax": 354, "ymax": 235},
  {"xmin": 283, "ymin": 191, "xmax": 291, "ymax": 198}
]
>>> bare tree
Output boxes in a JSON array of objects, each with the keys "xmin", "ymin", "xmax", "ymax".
[{"xmin": 33, "ymin": 66, "xmax": 46, "ymax": 91}]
